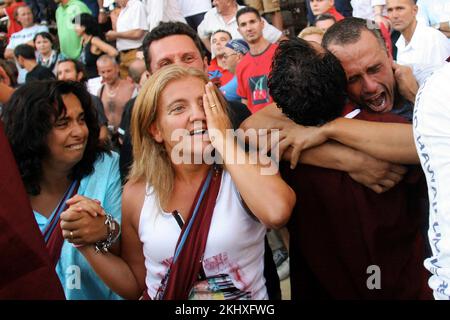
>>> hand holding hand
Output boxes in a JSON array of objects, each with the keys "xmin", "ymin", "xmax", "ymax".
[
  {"xmin": 60, "ymin": 208, "xmax": 109, "ymax": 245},
  {"xmin": 60, "ymin": 195, "xmax": 109, "ymax": 245},
  {"xmin": 65, "ymin": 194, "xmax": 106, "ymax": 217}
]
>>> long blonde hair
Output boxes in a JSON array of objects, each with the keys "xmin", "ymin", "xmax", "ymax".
[{"xmin": 128, "ymin": 65, "xmax": 211, "ymax": 206}]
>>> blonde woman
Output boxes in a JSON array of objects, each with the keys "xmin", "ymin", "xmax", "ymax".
[
  {"xmin": 61, "ymin": 65, "xmax": 295, "ymax": 300},
  {"xmin": 298, "ymin": 26, "xmax": 324, "ymax": 44}
]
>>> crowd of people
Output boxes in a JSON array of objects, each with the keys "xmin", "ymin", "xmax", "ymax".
[{"xmin": 0, "ymin": 0, "xmax": 450, "ymax": 300}]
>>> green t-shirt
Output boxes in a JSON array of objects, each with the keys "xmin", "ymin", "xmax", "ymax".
[{"xmin": 56, "ymin": 0, "xmax": 91, "ymax": 59}]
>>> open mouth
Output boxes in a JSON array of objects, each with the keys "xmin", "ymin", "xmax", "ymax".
[
  {"xmin": 365, "ymin": 92, "xmax": 388, "ymax": 112},
  {"xmin": 189, "ymin": 129, "xmax": 208, "ymax": 136},
  {"xmin": 66, "ymin": 143, "xmax": 85, "ymax": 150}
]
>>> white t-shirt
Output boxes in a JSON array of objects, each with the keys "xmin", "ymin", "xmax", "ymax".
[
  {"xmin": 417, "ymin": 0, "xmax": 450, "ymax": 26},
  {"xmin": 413, "ymin": 63, "xmax": 450, "ymax": 300},
  {"xmin": 6, "ymin": 24, "xmax": 49, "ymax": 84},
  {"xmin": 176, "ymin": 0, "xmax": 211, "ymax": 18},
  {"xmin": 350, "ymin": 0, "xmax": 386, "ymax": 20},
  {"xmin": 197, "ymin": 5, "xmax": 282, "ymax": 44},
  {"xmin": 116, "ymin": 0, "xmax": 148, "ymax": 51},
  {"xmin": 139, "ymin": 170, "xmax": 268, "ymax": 300},
  {"xmin": 396, "ymin": 21, "xmax": 450, "ymax": 66},
  {"xmin": 143, "ymin": 0, "xmax": 186, "ymax": 31}
]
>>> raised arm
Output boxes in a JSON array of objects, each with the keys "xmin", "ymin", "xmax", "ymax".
[
  {"xmin": 92, "ymin": 37, "xmax": 119, "ymax": 57},
  {"xmin": 204, "ymin": 84, "xmax": 296, "ymax": 229}
]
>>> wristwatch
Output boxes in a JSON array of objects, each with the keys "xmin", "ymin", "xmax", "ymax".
[{"xmin": 99, "ymin": 8, "xmax": 106, "ymax": 13}]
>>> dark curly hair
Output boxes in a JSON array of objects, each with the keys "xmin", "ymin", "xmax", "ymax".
[
  {"xmin": 2, "ymin": 80, "xmax": 105, "ymax": 195},
  {"xmin": 268, "ymin": 38, "xmax": 347, "ymax": 126}
]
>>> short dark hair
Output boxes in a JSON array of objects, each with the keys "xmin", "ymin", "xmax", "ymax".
[
  {"xmin": 212, "ymin": 29, "xmax": 232, "ymax": 40},
  {"xmin": 269, "ymin": 38, "xmax": 347, "ymax": 126},
  {"xmin": 322, "ymin": 17, "xmax": 387, "ymax": 52},
  {"xmin": 14, "ymin": 44, "xmax": 35, "ymax": 60},
  {"xmin": 142, "ymin": 22, "xmax": 205, "ymax": 72},
  {"xmin": 315, "ymin": 13, "xmax": 336, "ymax": 24},
  {"xmin": 72, "ymin": 13, "xmax": 102, "ymax": 38},
  {"xmin": 57, "ymin": 58, "xmax": 88, "ymax": 84},
  {"xmin": 236, "ymin": 6, "xmax": 262, "ymax": 24},
  {"xmin": 33, "ymin": 32, "xmax": 56, "ymax": 48},
  {"xmin": 2, "ymin": 81, "xmax": 105, "ymax": 195}
]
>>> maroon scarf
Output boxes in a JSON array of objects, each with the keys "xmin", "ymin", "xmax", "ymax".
[
  {"xmin": 43, "ymin": 180, "xmax": 79, "ymax": 267},
  {"xmin": 157, "ymin": 166, "xmax": 223, "ymax": 300},
  {"xmin": 0, "ymin": 121, "xmax": 65, "ymax": 299}
]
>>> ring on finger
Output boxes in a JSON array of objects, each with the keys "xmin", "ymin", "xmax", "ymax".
[
  {"xmin": 210, "ymin": 104, "xmax": 217, "ymax": 109},
  {"xmin": 70, "ymin": 231, "xmax": 74, "ymax": 240}
]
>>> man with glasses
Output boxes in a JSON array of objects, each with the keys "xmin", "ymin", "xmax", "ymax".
[{"xmin": 220, "ymin": 38, "xmax": 249, "ymax": 102}]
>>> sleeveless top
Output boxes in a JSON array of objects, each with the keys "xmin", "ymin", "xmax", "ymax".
[
  {"xmin": 80, "ymin": 38, "xmax": 102, "ymax": 79},
  {"xmin": 36, "ymin": 50, "xmax": 60, "ymax": 75},
  {"xmin": 138, "ymin": 170, "xmax": 268, "ymax": 300}
]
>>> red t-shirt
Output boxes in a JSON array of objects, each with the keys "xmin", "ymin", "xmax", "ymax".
[
  {"xmin": 283, "ymin": 110, "xmax": 431, "ymax": 300},
  {"xmin": 207, "ymin": 58, "xmax": 234, "ymax": 87},
  {"xmin": 5, "ymin": 2, "xmax": 25, "ymax": 42},
  {"xmin": 236, "ymin": 43, "xmax": 278, "ymax": 114}
]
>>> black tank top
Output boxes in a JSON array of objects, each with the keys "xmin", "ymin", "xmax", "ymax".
[{"xmin": 83, "ymin": 39, "xmax": 102, "ymax": 79}]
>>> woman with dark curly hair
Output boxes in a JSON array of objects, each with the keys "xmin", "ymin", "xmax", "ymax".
[
  {"xmin": 2, "ymin": 80, "xmax": 122, "ymax": 300},
  {"xmin": 73, "ymin": 13, "xmax": 118, "ymax": 79}
]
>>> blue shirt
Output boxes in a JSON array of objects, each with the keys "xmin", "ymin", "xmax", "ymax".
[
  {"xmin": 220, "ymin": 76, "xmax": 241, "ymax": 102},
  {"xmin": 34, "ymin": 152, "xmax": 122, "ymax": 300}
]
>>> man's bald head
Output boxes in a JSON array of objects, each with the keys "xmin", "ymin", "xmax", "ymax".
[
  {"xmin": 96, "ymin": 54, "xmax": 118, "ymax": 67},
  {"xmin": 128, "ymin": 59, "xmax": 146, "ymax": 84}
]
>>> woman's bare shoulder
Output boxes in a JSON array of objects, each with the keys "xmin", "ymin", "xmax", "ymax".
[{"xmin": 122, "ymin": 179, "xmax": 147, "ymax": 227}]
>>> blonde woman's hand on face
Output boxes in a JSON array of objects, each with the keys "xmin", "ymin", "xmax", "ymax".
[{"xmin": 203, "ymin": 82, "xmax": 232, "ymax": 158}]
